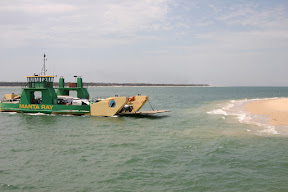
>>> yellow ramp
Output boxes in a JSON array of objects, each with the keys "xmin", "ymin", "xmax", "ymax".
[
  {"xmin": 4, "ymin": 94, "xmax": 20, "ymax": 100},
  {"xmin": 90, "ymin": 97, "xmax": 128, "ymax": 116},
  {"xmin": 128, "ymin": 96, "xmax": 149, "ymax": 112}
]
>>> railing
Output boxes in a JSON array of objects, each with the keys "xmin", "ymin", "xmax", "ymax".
[{"xmin": 23, "ymin": 82, "xmax": 54, "ymax": 89}]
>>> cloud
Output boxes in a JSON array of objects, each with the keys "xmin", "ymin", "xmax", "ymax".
[
  {"xmin": 216, "ymin": 4, "xmax": 288, "ymax": 29},
  {"xmin": 1, "ymin": 3, "xmax": 77, "ymax": 13},
  {"xmin": 2, "ymin": 0, "xmax": 287, "ymax": 49},
  {"xmin": 103, "ymin": 0, "xmax": 169, "ymax": 33},
  {"xmin": 169, "ymin": 2, "xmax": 288, "ymax": 53},
  {"xmin": 194, "ymin": 30, "xmax": 288, "ymax": 52},
  {"xmin": 1, "ymin": 0, "xmax": 288, "ymax": 86},
  {"xmin": 0, "ymin": 0, "xmax": 172, "ymax": 48}
]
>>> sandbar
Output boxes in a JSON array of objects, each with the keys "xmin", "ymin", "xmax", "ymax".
[{"xmin": 245, "ymin": 98, "xmax": 288, "ymax": 126}]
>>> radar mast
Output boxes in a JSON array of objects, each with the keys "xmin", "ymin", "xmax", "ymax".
[{"xmin": 41, "ymin": 53, "xmax": 47, "ymax": 76}]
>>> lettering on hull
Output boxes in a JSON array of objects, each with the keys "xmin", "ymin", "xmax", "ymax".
[{"xmin": 19, "ymin": 104, "xmax": 53, "ymax": 110}]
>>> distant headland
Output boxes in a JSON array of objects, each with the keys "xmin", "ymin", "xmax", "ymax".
[{"xmin": 0, "ymin": 82, "xmax": 209, "ymax": 87}]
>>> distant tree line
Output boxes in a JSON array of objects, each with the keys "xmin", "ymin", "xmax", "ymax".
[
  {"xmin": 0, "ymin": 82, "xmax": 209, "ymax": 87},
  {"xmin": 0, "ymin": 82, "xmax": 27, "ymax": 86}
]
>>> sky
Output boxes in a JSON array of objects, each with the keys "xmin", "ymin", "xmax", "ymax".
[{"xmin": 0, "ymin": 0, "xmax": 288, "ymax": 86}]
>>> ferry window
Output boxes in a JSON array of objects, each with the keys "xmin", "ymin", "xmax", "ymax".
[{"xmin": 32, "ymin": 91, "xmax": 42, "ymax": 104}]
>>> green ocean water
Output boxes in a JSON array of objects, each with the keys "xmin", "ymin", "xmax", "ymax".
[{"xmin": 1, "ymin": 86, "xmax": 288, "ymax": 191}]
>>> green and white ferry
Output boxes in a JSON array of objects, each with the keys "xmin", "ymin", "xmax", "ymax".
[{"xmin": 0, "ymin": 55, "xmax": 169, "ymax": 116}]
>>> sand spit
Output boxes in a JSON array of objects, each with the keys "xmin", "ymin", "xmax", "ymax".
[{"xmin": 245, "ymin": 98, "xmax": 288, "ymax": 126}]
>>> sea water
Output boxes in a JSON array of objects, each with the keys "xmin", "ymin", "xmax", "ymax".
[{"xmin": 1, "ymin": 86, "xmax": 288, "ymax": 191}]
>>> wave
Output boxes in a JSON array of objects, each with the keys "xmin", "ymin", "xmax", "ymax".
[
  {"xmin": 24, "ymin": 113, "xmax": 82, "ymax": 117},
  {"xmin": 8, "ymin": 112, "xmax": 18, "ymax": 115},
  {"xmin": 25, "ymin": 113, "xmax": 51, "ymax": 116},
  {"xmin": 207, "ymin": 98, "xmax": 280, "ymax": 135}
]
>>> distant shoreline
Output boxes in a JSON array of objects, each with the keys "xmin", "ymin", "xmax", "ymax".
[{"xmin": 0, "ymin": 82, "xmax": 209, "ymax": 87}]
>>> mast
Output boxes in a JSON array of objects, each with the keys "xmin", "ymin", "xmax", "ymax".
[{"xmin": 43, "ymin": 53, "xmax": 47, "ymax": 76}]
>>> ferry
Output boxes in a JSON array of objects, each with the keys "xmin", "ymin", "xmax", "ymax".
[{"xmin": 0, "ymin": 54, "xmax": 169, "ymax": 116}]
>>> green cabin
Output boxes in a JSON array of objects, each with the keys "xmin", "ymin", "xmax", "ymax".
[
  {"xmin": 57, "ymin": 77, "xmax": 89, "ymax": 99},
  {"xmin": 20, "ymin": 75, "xmax": 89, "ymax": 105},
  {"xmin": 21, "ymin": 75, "xmax": 58, "ymax": 105}
]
